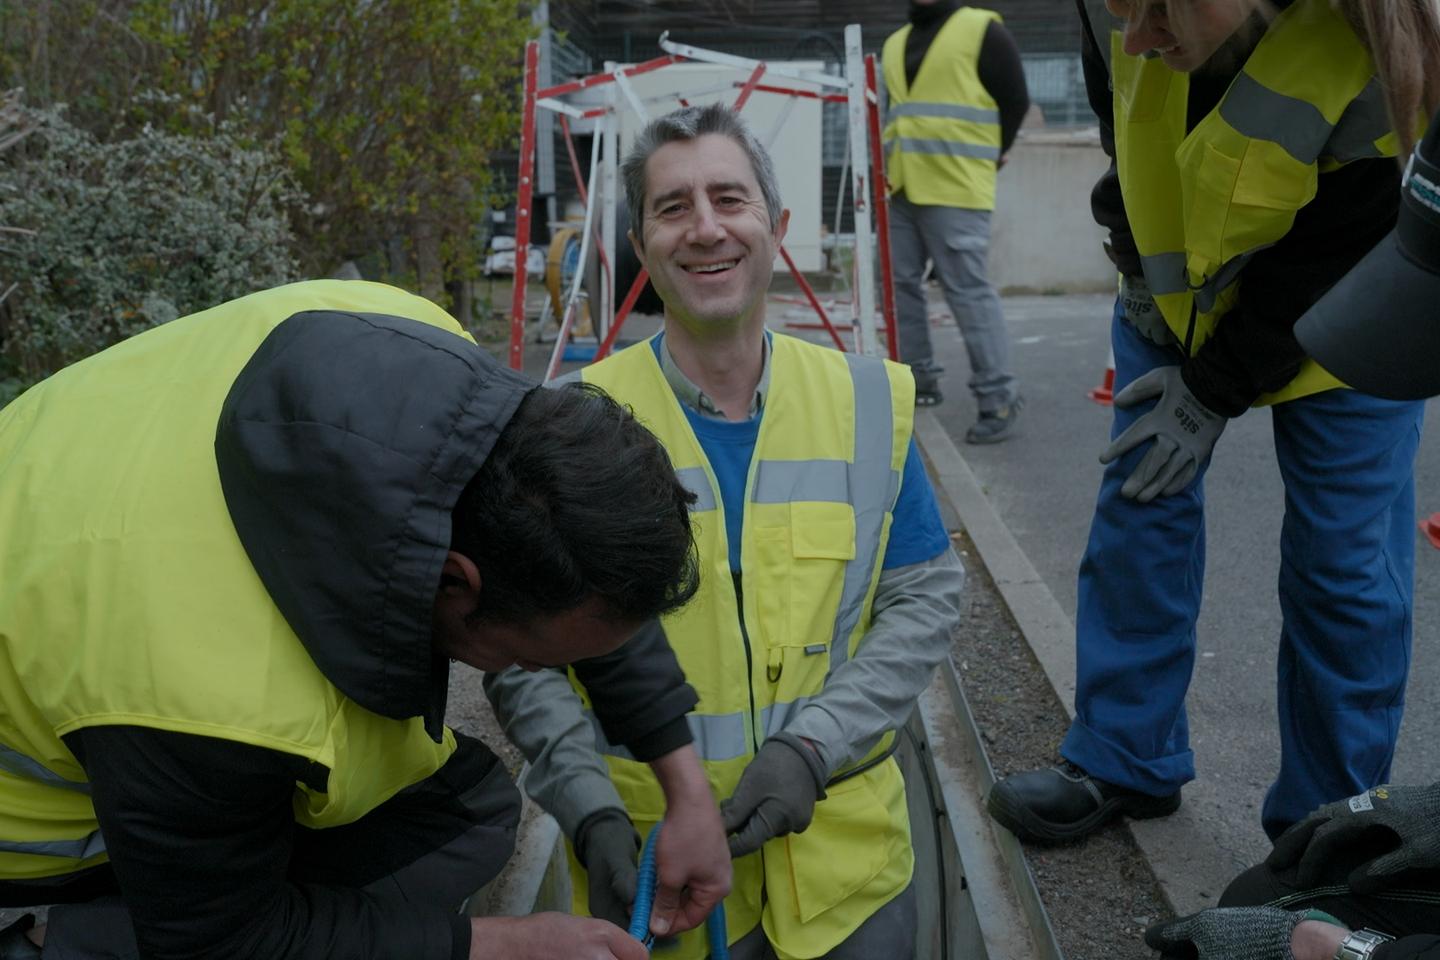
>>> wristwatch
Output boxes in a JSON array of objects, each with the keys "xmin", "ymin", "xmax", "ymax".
[{"xmin": 1334, "ymin": 928, "xmax": 1394, "ymax": 960}]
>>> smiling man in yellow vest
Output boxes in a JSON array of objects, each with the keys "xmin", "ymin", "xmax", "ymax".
[
  {"xmin": 0, "ymin": 280, "xmax": 733, "ymax": 960},
  {"xmin": 486, "ymin": 103, "xmax": 965, "ymax": 960},
  {"xmin": 881, "ymin": 0, "xmax": 1029, "ymax": 440}
]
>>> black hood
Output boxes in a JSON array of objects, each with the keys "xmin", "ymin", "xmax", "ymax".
[
  {"xmin": 215, "ymin": 309, "xmax": 535, "ymax": 740},
  {"xmin": 909, "ymin": 0, "xmax": 960, "ymax": 26}
]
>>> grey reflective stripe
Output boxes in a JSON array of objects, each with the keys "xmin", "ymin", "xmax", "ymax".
[
  {"xmin": 886, "ymin": 101, "xmax": 1000, "ymax": 125},
  {"xmin": 1140, "ymin": 252, "xmax": 1190, "ymax": 297},
  {"xmin": 675, "ymin": 466, "xmax": 717, "ymax": 513},
  {"xmin": 586, "ymin": 710, "xmax": 749, "ymax": 763},
  {"xmin": 761, "ymin": 697, "xmax": 813, "ymax": 740},
  {"xmin": 0, "ymin": 743, "xmax": 91, "ymax": 795},
  {"xmin": 1220, "ymin": 72, "xmax": 1332, "ymax": 165},
  {"xmin": 893, "ymin": 137, "xmax": 1001, "ymax": 161},
  {"xmin": 751, "ymin": 459, "xmax": 848, "ymax": 505},
  {"xmin": 0, "ymin": 831, "xmax": 106, "ymax": 861},
  {"xmin": 1325, "ymin": 78, "xmax": 1389, "ymax": 162},
  {"xmin": 1142, "ymin": 250, "xmax": 1255, "ymax": 315},
  {"xmin": 830, "ymin": 355, "xmax": 901, "ymax": 675}
]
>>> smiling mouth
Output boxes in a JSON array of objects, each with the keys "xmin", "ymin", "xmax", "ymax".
[{"xmin": 685, "ymin": 260, "xmax": 739, "ymax": 274}]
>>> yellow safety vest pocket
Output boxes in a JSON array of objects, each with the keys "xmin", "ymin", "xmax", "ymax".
[
  {"xmin": 778, "ymin": 762, "xmax": 907, "ymax": 924},
  {"xmin": 1178, "ymin": 142, "xmax": 1238, "ymax": 276},
  {"xmin": 1233, "ymin": 140, "xmax": 1316, "ymax": 211},
  {"xmin": 753, "ymin": 504, "xmax": 855, "ymax": 652}
]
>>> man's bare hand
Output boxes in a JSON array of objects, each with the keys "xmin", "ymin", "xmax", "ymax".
[
  {"xmin": 648, "ymin": 745, "xmax": 733, "ymax": 937},
  {"xmin": 469, "ymin": 914, "xmax": 647, "ymax": 960}
]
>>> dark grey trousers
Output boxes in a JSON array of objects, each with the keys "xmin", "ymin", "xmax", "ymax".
[
  {"xmin": 725, "ymin": 882, "xmax": 917, "ymax": 960},
  {"xmin": 0, "ymin": 734, "xmax": 520, "ymax": 959},
  {"xmin": 888, "ymin": 193, "xmax": 1018, "ymax": 412}
]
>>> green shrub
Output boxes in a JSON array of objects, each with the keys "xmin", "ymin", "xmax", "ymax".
[
  {"xmin": 0, "ymin": 103, "xmax": 306, "ymax": 392},
  {"xmin": 129, "ymin": 0, "xmax": 536, "ymax": 300}
]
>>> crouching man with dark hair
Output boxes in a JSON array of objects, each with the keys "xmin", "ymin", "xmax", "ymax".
[{"xmin": 0, "ymin": 280, "xmax": 729, "ymax": 960}]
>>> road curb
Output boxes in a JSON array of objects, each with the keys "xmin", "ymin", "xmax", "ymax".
[
  {"xmin": 914, "ymin": 412, "xmax": 1079, "ymax": 723},
  {"xmin": 913, "ymin": 409, "xmax": 1233, "ymax": 918}
]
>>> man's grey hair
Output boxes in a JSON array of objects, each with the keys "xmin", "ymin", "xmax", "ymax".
[{"xmin": 621, "ymin": 102, "xmax": 784, "ymax": 248}]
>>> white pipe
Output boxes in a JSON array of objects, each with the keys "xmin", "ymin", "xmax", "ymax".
[
  {"xmin": 546, "ymin": 116, "xmax": 605, "ymax": 379},
  {"xmin": 844, "ymin": 24, "xmax": 879, "ymax": 355},
  {"xmin": 535, "ymin": 97, "xmax": 588, "ymax": 120},
  {"xmin": 612, "ymin": 69, "xmax": 650, "ymax": 125},
  {"xmin": 658, "ymin": 32, "xmax": 846, "ymax": 89}
]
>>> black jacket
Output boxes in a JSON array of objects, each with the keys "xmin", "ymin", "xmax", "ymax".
[{"xmin": 61, "ymin": 307, "xmax": 696, "ymax": 960}]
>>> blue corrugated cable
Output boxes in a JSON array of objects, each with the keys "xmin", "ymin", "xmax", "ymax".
[{"xmin": 627, "ymin": 823, "xmax": 729, "ymax": 959}]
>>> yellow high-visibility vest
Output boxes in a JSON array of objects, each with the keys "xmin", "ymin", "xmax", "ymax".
[
  {"xmin": 576, "ymin": 333, "xmax": 916, "ymax": 959},
  {"xmin": 883, "ymin": 7, "xmax": 1004, "ymax": 210},
  {"xmin": 0, "ymin": 281, "xmax": 460, "ymax": 880},
  {"xmin": 1112, "ymin": 0, "xmax": 1398, "ymax": 404}
]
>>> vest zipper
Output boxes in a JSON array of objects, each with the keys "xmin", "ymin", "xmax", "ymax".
[
  {"xmin": 1183, "ymin": 298, "xmax": 1199, "ymax": 356},
  {"xmin": 731, "ymin": 571, "xmax": 762, "ymax": 755}
]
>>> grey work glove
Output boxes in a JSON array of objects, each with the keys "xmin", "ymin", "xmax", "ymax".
[
  {"xmin": 1144, "ymin": 907, "xmax": 1304, "ymax": 960},
  {"xmin": 1101, "ymin": 365, "xmax": 1225, "ymax": 503},
  {"xmin": 720, "ymin": 732, "xmax": 827, "ymax": 859},
  {"xmin": 1266, "ymin": 783, "xmax": 1440, "ymax": 893},
  {"xmin": 574, "ymin": 808, "xmax": 641, "ymax": 929},
  {"xmin": 1120, "ymin": 273, "xmax": 1176, "ymax": 348}
]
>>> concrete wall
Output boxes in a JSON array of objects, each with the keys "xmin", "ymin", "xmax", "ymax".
[{"xmin": 990, "ymin": 130, "xmax": 1116, "ymax": 296}]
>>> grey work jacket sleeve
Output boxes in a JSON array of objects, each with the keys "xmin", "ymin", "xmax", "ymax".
[
  {"xmin": 783, "ymin": 547, "xmax": 966, "ymax": 777},
  {"xmin": 484, "ymin": 618, "xmax": 696, "ymax": 838},
  {"xmin": 484, "ymin": 666, "xmax": 628, "ymax": 839}
]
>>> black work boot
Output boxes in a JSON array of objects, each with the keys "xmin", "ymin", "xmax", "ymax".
[
  {"xmin": 0, "ymin": 915, "xmax": 42, "ymax": 960},
  {"xmin": 986, "ymin": 760, "xmax": 1181, "ymax": 843},
  {"xmin": 913, "ymin": 367, "xmax": 944, "ymax": 407}
]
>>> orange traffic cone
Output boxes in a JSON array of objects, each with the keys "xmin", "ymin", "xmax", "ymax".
[
  {"xmin": 1088, "ymin": 348, "xmax": 1116, "ymax": 406},
  {"xmin": 1420, "ymin": 513, "xmax": 1440, "ymax": 550}
]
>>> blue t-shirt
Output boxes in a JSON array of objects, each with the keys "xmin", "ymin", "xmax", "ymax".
[{"xmin": 675, "ymin": 385, "xmax": 951, "ymax": 574}]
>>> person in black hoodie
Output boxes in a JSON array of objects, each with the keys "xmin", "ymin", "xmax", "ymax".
[
  {"xmin": 880, "ymin": 0, "xmax": 1030, "ymax": 438},
  {"xmin": 0, "ymin": 280, "xmax": 730, "ymax": 960}
]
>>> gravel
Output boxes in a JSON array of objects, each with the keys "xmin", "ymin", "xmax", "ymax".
[{"xmin": 950, "ymin": 525, "xmax": 1172, "ymax": 959}]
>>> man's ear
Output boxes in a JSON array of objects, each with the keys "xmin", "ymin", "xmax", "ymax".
[
  {"xmin": 440, "ymin": 551, "xmax": 482, "ymax": 596},
  {"xmin": 628, "ymin": 228, "xmax": 646, "ymax": 266},
  {"xmin": 775, "ymin": 207, "xmax": 791, "ymax": 246}
]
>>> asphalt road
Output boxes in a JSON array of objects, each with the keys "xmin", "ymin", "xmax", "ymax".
[{"xmin": 916, "ymin": 293, "xmax": 1440, "ymax": 908}]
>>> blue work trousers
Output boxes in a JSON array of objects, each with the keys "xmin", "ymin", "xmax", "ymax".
[{"xmin": 1061, "ymin": 300, "xmax": 1424, "ymax": 839}]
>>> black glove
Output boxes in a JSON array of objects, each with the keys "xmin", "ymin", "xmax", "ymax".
[
  {"xmin": 574, "ymin": 808, "xmax": 641, "ymax": 929},
  {"xmin": 1144, "ymin": 907, "xmax": 1304, "ymax": 960},
  {"xmin": 1266, "ymin": 783, "xmax": 1440, "ymax": 893},
  {"xmin": 720, "ymin": 733, "xmax": 827, "ymax": 859}
]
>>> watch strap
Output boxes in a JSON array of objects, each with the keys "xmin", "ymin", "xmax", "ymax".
[{"xmin": 1334, "ymin": 928, "xmax": 1395, "ymax": 960}]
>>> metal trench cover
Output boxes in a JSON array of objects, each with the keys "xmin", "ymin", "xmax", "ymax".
[{"xmin": 906, "ymin": 660, "xmax": 1065, "ymax": 960}]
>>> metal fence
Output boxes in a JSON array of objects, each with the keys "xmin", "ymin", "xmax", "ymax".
[
  {"xmin": 1020, "ymin": 53, "xmax": 1091, "ymax": 127},
  {"xmin": 535, "ymin": 27, "xmax": 1096, "ymax": 234}
]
